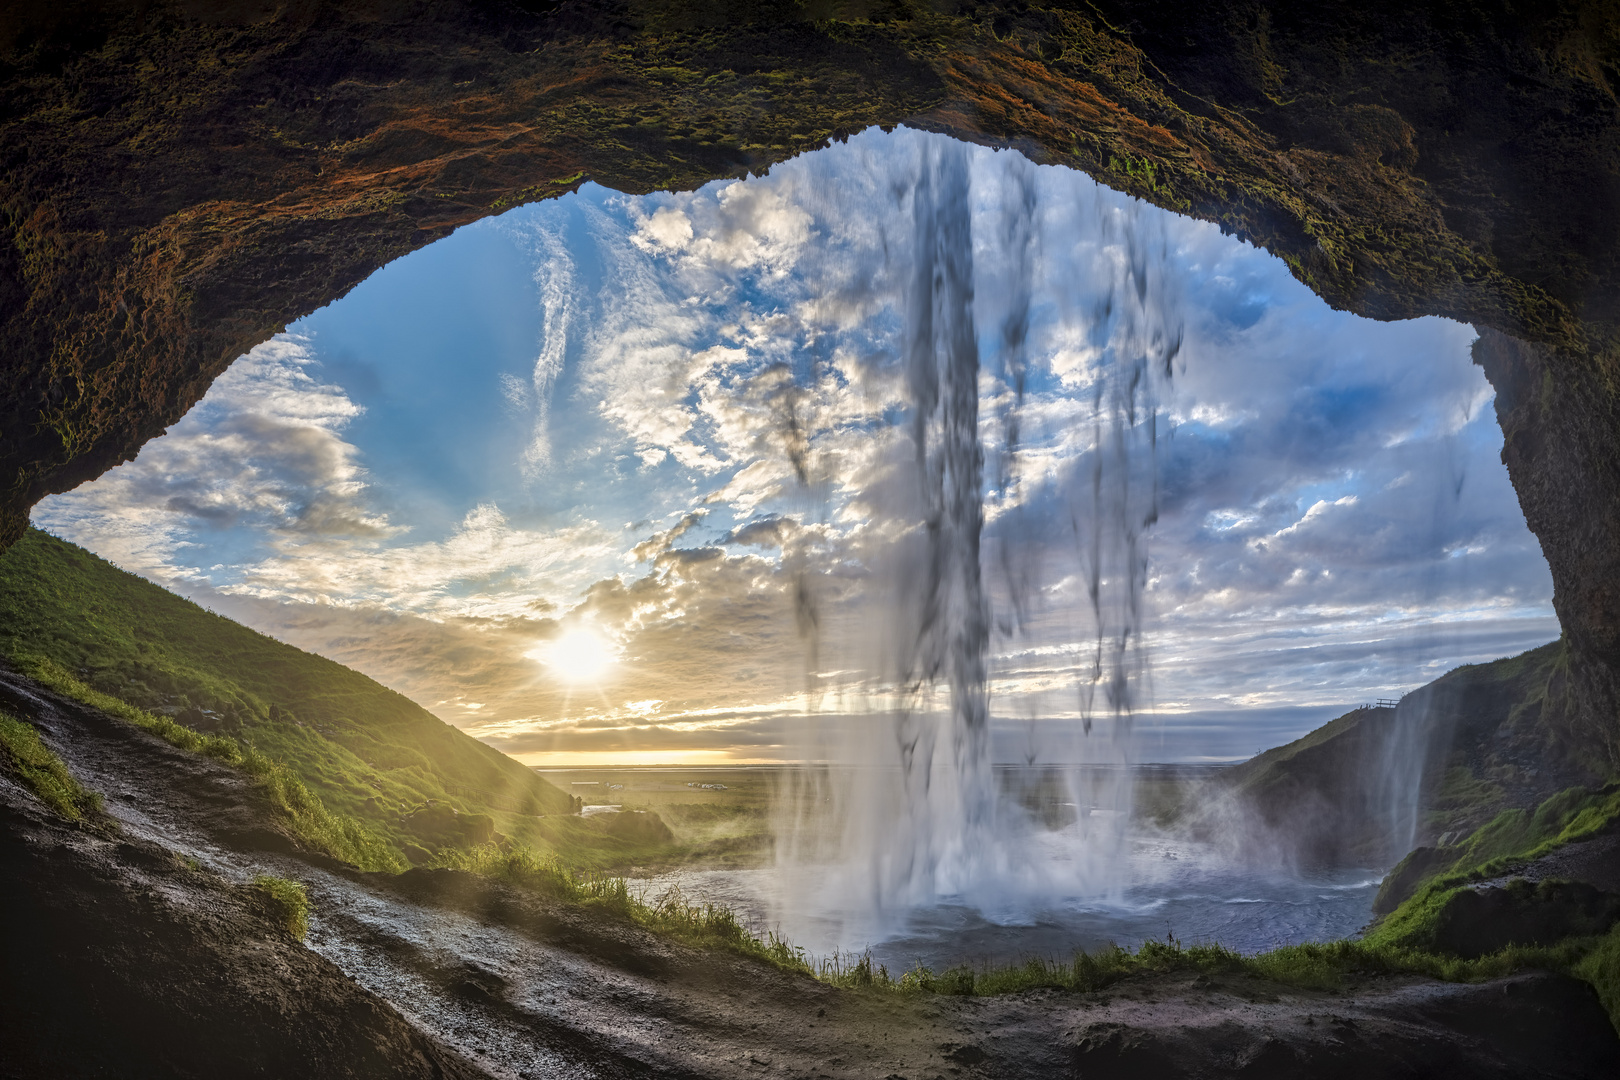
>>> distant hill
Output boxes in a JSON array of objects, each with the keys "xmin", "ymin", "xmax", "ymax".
[
  {"xmin": 1213, "ymin": 640, "xmax": 1607, "ymax": 866},
  {"xmin": 0, "ymin": 527, "xmax": 576, "ymax": 853}
]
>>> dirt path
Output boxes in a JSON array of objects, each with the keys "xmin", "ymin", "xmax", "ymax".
[{"xmin": 3, "ymin": 668, "xmax": 1617, "ymax": 1079}]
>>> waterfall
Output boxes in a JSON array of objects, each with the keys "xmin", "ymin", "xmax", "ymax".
[{"xmin": 771, "ymin": 138, "xmax": 1182, "ymax": 936}]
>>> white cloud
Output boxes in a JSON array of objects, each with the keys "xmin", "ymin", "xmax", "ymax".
[{"xmin": 632, "ymin": 205, "xmax": 694, "ymax": 252}]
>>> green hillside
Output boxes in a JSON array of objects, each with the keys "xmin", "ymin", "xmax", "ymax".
[
  {"xmin": 1219, "ymin": 640, "xmax": 1609, "ymax": 865},
  {"xmin": 0, "ymin": 527, "xmax": 577, "ymax": 855}
]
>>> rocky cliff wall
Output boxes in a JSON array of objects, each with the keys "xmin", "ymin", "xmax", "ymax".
[{"xmin": 3, "ymin": 0, "xmax": 1617, "ymax": 760}]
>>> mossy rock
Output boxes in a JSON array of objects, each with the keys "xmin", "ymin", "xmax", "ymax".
[{"xmin": 1431, "ymin": 879, "xmax": 1620, "ymax": 959}]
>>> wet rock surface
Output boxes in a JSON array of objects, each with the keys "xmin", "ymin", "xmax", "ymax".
[
  {"xmin": 2, "ymin": 666, "xmax": 1618, "ymax": 1078},
  {"xmin": 1486, "ymin": 827, "xmax": 1620, "ymax": 896},
  {"xmin": 1432, "ymin": 879, "xmax": 1620, "ymax": 959},
  {"xmin": 0, "ymin": 786, "xmax": 482, "ymax": 1079},
  {"xmin": 1058, "ymin": 972, "xmax": 1620, "ymax": 1080}
]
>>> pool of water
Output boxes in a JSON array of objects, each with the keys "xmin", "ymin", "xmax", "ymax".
[{"xmin": 631, "ymin": 833, "xmax": 1383, "ymax": 972}]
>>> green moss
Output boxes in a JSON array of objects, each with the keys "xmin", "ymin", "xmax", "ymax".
[
  {"xmin": 1385, "ymin": 784, "xmax": 1620, "ymax": 913},
  {"xmin": 0, "ymin": 710, "xmax": 103, "ymax": 822},
  {"xmin": 1573, "ymin": 923, "xmax": 1620, "ymax": 1035},
  {"xmin": 254, "ymin": 874, "xmax": 310, "ymax": 939},
  {"xmin": 1357, "ymin": 783, "xmax": 1620, "ymax": 1013}
]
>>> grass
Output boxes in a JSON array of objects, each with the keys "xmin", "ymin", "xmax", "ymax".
[
  {"xmin": 430, "ymin": 834, "xmax": 1617, "ymax": 1036},
  {"xmin": 1574, "ymin": 923, "xmax": 1620, "ymax": 1030},
  {"xmin": 809, "ymin": 934, "xmax": 1603, "ymax": 998},
  {"xmin": 0, "ymin": 710, "xmax": 103, "ymax": 822},
  {"xmin": 803, "ymin": 932, "xmax": 1613, "ymax": 1003},
  {"xmin": 434, "ymin": 769, "xmax": 1620, "ymax": 1027},
  {"xmin": 21, "ymin": 654, "xmax": 406, "ymax": 873},
  {"xmin": 1448, "ymin": 785, "xmax": 1620, "ymax": 871},
  {"xmin": 429, "ymin": 842, "xmax": 813, "ymax": 973},
  {"xmin": 255, "ymin": 874, "xmax": 310, "ymax": 939}
]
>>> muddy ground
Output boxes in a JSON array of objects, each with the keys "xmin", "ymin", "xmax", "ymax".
[{"xmin": 2, "ymin": 668, "xmax": 1617, "ymax": 1079}]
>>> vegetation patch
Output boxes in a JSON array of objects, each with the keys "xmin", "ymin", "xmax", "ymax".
[
  {"xmin": 1574, "ymin": 923, "xmax": 1620, "ymax": 1034},
  {"xmin": 254, "ymin": 874, "xmax": 310, "ymax": 939},
  {"xmin": 20, "ymin": 655, "xmax": 405, "ymax": 873},
  {"xmin": 809, "ymin": 933, "xmax": 1604, "ymax": 1000},
  {"xmin": 1360, "ymin": 783, "xmax": 1620, "ymax": 1032},
  {"xmin": 429, "ymin": 843, "xmax": 812, "ymax": 974},
  {"xmin": 1376, "ymin": 784, "xmax": 1620, "ymax": 913},
  {"xmin": 0, "ymin": 710, "xmax": 103, "ymax": 822},
  {"xmin": 432, "ymin": 835, "xmax": 1616, "ymax": 1032}
]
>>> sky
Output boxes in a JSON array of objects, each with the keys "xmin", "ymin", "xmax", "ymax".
[{"xmin": 34, "ymin": 127, "xmax": 1558, "ymax": 766}]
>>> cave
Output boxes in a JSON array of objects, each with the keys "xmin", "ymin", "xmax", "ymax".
[{"xmin": 3, "ymin": 1, "xmax": 1620, "ymax": 1071}]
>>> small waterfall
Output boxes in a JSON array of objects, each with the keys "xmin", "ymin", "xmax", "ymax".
[{"xmin": 772, "ymin": 140, "xmax": 1182, "ymax": 937}]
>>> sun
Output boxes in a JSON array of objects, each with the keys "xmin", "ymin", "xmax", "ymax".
[{"xmin": 531, "ymin": 626, "xmax": 619, "ymax": 685}]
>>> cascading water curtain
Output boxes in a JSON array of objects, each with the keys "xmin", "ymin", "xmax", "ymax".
[{"xmin": 772, "ymin": 135, "xmax": 1183, "ymax": 937}]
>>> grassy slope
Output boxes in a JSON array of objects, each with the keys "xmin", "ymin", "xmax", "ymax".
[
  {"xmin": 0, "ymin": 528, "xmax": 574, "ymax": 851},
  {"xmin": 1221, "ymin": 641, "xmax": 1604, "ymax": 861}
]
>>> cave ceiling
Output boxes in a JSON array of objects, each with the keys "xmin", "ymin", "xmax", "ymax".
[{"xmin": 3, "ymin": 0, "xmax": 1617, "ymax": 758}]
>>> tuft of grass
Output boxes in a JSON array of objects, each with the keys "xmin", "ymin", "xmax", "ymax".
[
  {"xmin": 255, "ymin": 874, "xmax": 310, "ymax": 939},
  {"xmin": 22, "ymin": 656, "xmax": 405, "ymax": 873},
  {"xmin": 430, "ymin": 842, "xmax": 632, "ymax": 906},
  {"xmin": 1248, "ymin": 936, "xmax": 1595, "ymax": 989},
  {"xmin": 0, "ymin": 710, "xmax": 103, "ymax": 822},
  {"xmin": 1573, "ymin": 923, "xmax": 1620, "ymax": 1035},
  {"xmin": 638, "ymin": 883, "xmax": 809, "ymax": 970},
  {"xmin": 820, "ymin": 940, "xmax": 1243, "ymax": 996}
]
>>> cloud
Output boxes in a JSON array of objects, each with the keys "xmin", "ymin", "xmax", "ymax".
[
  {"xmin": 34, "ymin": 335, "xmax": 394, "ymax": 581},
  {"xmin": 631, "ymin": 509, "xmax": 709, "ymax": 561},
  {"xmin": 500, "ymin": 222, "xmax": 575, "ymax": 473},
  {"xmin": 36, "ymin": 337, "xmax": 619, "ymax": 622},
  {"xmin": 630, "ymin": 179, "xmax": 813, "ymax": 275}
]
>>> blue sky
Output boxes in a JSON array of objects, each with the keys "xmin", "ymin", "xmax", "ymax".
[{"xmin": 35, "ymin": 127, "xmax": 1557, "ymax": 765}]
